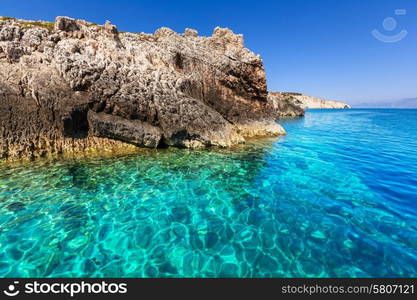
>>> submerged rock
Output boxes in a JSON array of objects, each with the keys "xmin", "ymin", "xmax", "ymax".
[{"xmin": 0, "ymin": 16, "xmax": 300, "ymax": 160}]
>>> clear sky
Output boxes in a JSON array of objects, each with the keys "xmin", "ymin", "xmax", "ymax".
[{"xmin": 2, "ymin": 0, "xmax": 416, "ymax": 104}]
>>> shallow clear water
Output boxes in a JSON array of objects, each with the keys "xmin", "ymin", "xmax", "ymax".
[{"xmin": 1, "ymin": 109, "xmax": 417, "ymax": 278}]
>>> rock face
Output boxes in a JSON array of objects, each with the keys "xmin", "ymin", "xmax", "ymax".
[
  {"xmin": 267, "ymin": 92, "xmax": 305, "ymax": 117},
  {"xmin": 282, "ymin": 93, "xmax": 350, "ymax": 109},
  {"xmin": 0, "ymin": 16, "xmax": 293, "ymax": 160}
]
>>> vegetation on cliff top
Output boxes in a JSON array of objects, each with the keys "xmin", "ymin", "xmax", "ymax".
[{"xmin": 0, "ymin": 16, "xmax": 54, "ymax": 31}]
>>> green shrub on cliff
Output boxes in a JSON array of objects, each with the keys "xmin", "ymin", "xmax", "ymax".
[
  {"xmin": 0, "ymin": 17, "xmax": 54, "ymax": 31},
  {"xmin": 0, "ymin": 16, "xmax": 17, "ymax": 21},
  {"xmin": 20, "ymin": 21, "xmax": 55, "ymax": 31}
]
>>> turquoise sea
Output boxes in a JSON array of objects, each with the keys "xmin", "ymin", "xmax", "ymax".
[{"xmin": 0, "ymin": 109, "xmax": 417, "ymax": 277}]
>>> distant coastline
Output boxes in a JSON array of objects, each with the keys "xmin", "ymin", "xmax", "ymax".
[
  {"xmin": 282, "ymin": 92, "xmax": 351, "ymax": 109},
  {"xmin": 354, "ymin": 97, "xmax": 417, "ymax": 109}
]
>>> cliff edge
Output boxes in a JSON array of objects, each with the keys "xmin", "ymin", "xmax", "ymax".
[
  {"xmin": 282, "ymin": 93, "xmax": 350, "ymax": 109},
  {"xmin": 0, "ymin": 16, "xmax": 301, "ymax": 160}
]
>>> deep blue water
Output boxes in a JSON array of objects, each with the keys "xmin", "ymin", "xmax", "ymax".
[{"xmin": 0, "ymin": 109, "xmax": 416, "ymax": 277}]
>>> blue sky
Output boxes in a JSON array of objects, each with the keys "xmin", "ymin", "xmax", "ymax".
[{"xmin": 2, "ymin": 0, "xmax": 416, "ymax": 104}]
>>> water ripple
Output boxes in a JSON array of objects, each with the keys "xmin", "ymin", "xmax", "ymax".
[{"xmin": 0, "ymin": 109, "xmax": 416, "ymax": 277}]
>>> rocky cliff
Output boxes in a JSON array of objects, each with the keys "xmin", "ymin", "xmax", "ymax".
[
  {"xmin": 267, "ymin": 92, "xmax": 305, "ymax": 117},
  {"xmin": 0, "ymin": 16, "xmax": 305, "ymax": 160},
  {"xmin": 282, "ymin": 93, "xmax": 350, "ymax": 109}
]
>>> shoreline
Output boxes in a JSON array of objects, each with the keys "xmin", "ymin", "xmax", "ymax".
[{"xmin": 0, "ymin": 133, "xmax": 285, "ymax": 166}]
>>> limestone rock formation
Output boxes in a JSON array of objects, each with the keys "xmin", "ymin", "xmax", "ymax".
[
  {"xmin": 0, "ymin": 16, "xmax": 299, "ymax": 160},
  {"xmin": 267, "ymin": 92, "xmax": 305, "ymax": 117},
  {"xmin": 282, "ymin": 92, "xmax": 350, "ymax": 109}
]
